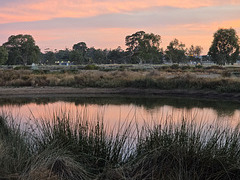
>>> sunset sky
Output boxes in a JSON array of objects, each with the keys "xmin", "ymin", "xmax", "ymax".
[{"xmin": 0, "ymin": 0, "xmax": 240, "ymax": 54}]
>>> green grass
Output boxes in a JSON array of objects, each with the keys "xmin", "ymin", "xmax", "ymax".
[{"xmin": 1, "ymin": 112, "xmax": 240, "ymax": 179}]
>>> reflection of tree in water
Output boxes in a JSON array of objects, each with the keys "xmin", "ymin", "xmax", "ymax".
[
  {"xmin": 0, "ymin": 96, "xmax": 239, "ymax": 117},
  {"xmin": 214, "ymin": 106, "xmax": 235, "ymax": 117}
]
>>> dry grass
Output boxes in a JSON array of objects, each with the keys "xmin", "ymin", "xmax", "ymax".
[{"xmin": 0, "ymin": 67, "xmax": 240, "ymax": 92}]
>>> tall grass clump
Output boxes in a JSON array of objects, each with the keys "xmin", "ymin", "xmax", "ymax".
[
  {"xmin": 0, "ymin": 115, "xmax": 31, "ymax": 179},
  {"xmin": 128, "ymin": 119, "xmax": 240, "ymax": 180},
  {"xmin": 26, "ymin": 111, "xmax": 134, "ymax": 179},
  {"xmin": 1, "ymin": 111, "xmax": 240, "ymax": 179}
]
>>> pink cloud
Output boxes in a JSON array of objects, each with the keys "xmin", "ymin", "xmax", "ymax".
[
  {"xmin": 1, "ymin": 17, "xmax": 240, "ymax": 55},
  {"xmin": 0, "ymin": 0, "xmax": 240, "ymax": 23},
  {"xmin": 0, "ymin": 0, "xmax": 240, "ymax": 55}
]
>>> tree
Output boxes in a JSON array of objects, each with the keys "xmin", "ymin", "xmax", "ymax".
[
  {"xmin": 73, "ymin": 42, "xmax": 87, "ymax": 52},
  {"xmin": 187, "ymin": 45, "xmax": 203, "ymax": 62},
  {"xmin": 3, "ymin": 34, "xmax": 40, "ymax": 65},
  {"xmin": 125, "ymin": 31, "xmax": 162, "ymax": 64},
  {"xmin": 86, "ymin": 47, "xmax": 108, "ymax": 64},
  {"xmin": 208, "ymin": 28, "xmax": 239, "ymax": 65},
  {"xmin": 55, "ymin": 49, "xmax": 71, "ymax": 62},
  {"xmin": 195, "ymin": 46, "xmax": 203, "ymax": 57},
  {"xmin": 188, "ymin": 45, "xmax": 203, "ymax": 57},
  {"xmin": 108, "ymin": 46, "xmax": 128, "ymax": 64},
  {"xmin": 41, "ymin": 51, "xmax": 56, "ymax": 64},
  {"xmin": 70, "ymin": 50, "xmax": 85, "ymax": 64},
  {"xmin": 165, "ymin": 39, "xmax": 186, "ymax": 63},
  {"xmin": 0, "ymin": 46, "xmax": 8, "ymax": 65},
  {"xmin": 71, "ymin": 42, "xmax": 88, "ymax": 64}
]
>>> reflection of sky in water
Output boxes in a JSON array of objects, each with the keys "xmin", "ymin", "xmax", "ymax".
[{"xmin": 1, "ymin": 100, "xmax": 240, "ymax": 129}]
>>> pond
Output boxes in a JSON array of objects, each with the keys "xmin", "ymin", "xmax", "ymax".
[{"xmin": 0, "ymin": 95, "xmax": 240, "ymax": 129}]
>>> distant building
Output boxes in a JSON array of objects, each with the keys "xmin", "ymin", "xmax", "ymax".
[
  {"xmin": 55, "ymin": 61, "xmax": 73, "ymax": 66},
  {"xmin": 31, "ymin": 63, "xmax": 38, "ymax": 70}
]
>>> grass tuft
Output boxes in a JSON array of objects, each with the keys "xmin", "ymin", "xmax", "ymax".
[{"xmin": 1, "ymin": 112, "xmax": 240, "ymax": 179}]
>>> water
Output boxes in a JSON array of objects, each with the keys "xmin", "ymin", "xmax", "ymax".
[{"xmin": 0, "ymin": 95, "xmax": 240, "ymax": 128}]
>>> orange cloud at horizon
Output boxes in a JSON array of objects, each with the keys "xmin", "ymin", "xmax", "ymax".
[{"xmin": 1, "ymin": 19, "xmax": 239, "ymax": 55}]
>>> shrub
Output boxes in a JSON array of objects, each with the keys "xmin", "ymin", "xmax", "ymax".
[
  {"xmin": 205, "ymin": 65, "xmax": 224, "ymax": 70},
  {"xmin": 30, "ymin": 75, "xmax": 49, "ymax": 86},
  {"xmin": 170, "ymin": 64, "xmax": 179, "ymax": 69},
  {"xmin": 159, "ymin": 65, "xmax": 170, "ymax": 70},
  {"xmin": 7, "ymin": 79, "xmax": 31, "ymax": 86},
  {"xmin": 119, "ymin": 65, "xmax": 126, "ymax": 71},
  {"xmin": 47, "ymin": 76, "xmax": 60, "ymax": 86},
  {"xmin": 195, "ymin": 64, "xmax": 203, "ymax": 68},
  {"xmin": 181, "ymin": 65, "xmax": 191, "ymax": 70},
  {"xmin": 59, "ymin": 75, "xmax": 75, "ymax": 86},
  {"xmin": 32, "ymin": 69, "xmax": 50, "ymax": 74},
  {"xmin": 221, "ymin": 70, "xmax": 231, "ymax": 77},
  {"xmin": 67, "ymin": 69, "xmax": 78, "ymax": 74},
  {"xmin": 85, "ymin": 64, "xmax": 99, "ymax": 70}
]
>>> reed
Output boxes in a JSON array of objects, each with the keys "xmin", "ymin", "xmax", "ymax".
[
  {"xmin": 1, "ymin": 112, "xmax": 240, "ymax": 179},
  {"xmin": 0, "ymin": 114, "xmax": 31, "ymax": 178},
  {"xmin": 129, "ymin": 119, "xmax": 240, "ymax": 179}
]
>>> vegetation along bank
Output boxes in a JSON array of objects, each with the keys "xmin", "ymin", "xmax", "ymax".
[{"xmin": 1, "ymin": 64, "xmax": 240, "ymax": 98}]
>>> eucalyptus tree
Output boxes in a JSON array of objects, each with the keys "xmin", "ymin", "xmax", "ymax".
[
  {"xmin": 41, "ymin": 51, "xmax": 56, "ymax": 64},
  {"xmin": 3, "ymin": 34, "xmax": 40, "ymax": 65},
  {"xmin": 108, "ymin": 46, "xmax": 128, "ymax": 64},
  {"xmin": 0, "ymin": 46, "xmax": 8, "ymax": 65},
  {"xmin": 208, "ymin": 28, "xmax": 239, "ymax": 65},
  {"xmin": 187, "ymin": 45, "xmax": 203, "ymax": 62},
  {"xmin": 71, "ymin": 42, "xmax": 88, "ymax": 64},
  {"xmin": 165, "ymin": 39, "xmax": 186, "ymax": 64},
  {"xmin": 125, "ymin": 31, "xmax": 162, "ymax": 64}
]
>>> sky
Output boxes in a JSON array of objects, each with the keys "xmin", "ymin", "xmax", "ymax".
[{"xmin": 0, "ymin": 0, "xmax": 240, "ymax": 54}]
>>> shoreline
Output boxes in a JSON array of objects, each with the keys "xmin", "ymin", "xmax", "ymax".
[{"xmin": 0, "ymin": 87, "xmax": 240, "ymax": 101}]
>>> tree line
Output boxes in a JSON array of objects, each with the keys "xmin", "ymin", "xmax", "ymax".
[{"xmin": 0, "ymin": 28, "xmax": 239, "ymax": 65}]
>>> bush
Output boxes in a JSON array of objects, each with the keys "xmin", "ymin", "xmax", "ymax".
[
  {"xmin": 32, "ymin": 69, "xmax": 50, "ymax": 74},
  {"xmin": 205, "ymin": 65, "xmax": 224, "ymax": 70},
  {"xmin": 119, "ymin": 65, "xmax": 126, "ymax": 71},
  {"xmin": 195, "ymin": 64, "xmax": 203, "ymax": 68},
  {"xmin": 7, "ymin": 79, "xmax": 31, "ymax": 86},
  {"xmin": 67, "ymin": 69, "xmax": 78, "ymax": 74},
  {"xmin": 170, "ymin": 64, "xmax": 179, "ymax": 69},
  {"xmin": 181, "ymin": 65, "xmax": 191, "ymax": 70},
  {"xmin": 85, "ymin": 64, "xmax": 99, "ymax": 70},
  {"xmin": 221, "ymin": 70, "xmax": 231, "ymax": 77},
  {"xmin": 30, "ymin": 75, "xmax": 49, "ymax": 86},
  {"xmin": 159, "ymin": 65, "xmax": 170, "ymax": 70}
]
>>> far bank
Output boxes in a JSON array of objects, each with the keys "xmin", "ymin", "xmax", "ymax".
[
  {"xmin": 1, "ymin": 65, "xmax": 240, "ymax": 100},
  {"xmin": 0, "ymin": 87, "xmax": 240, "ymax": 102}
]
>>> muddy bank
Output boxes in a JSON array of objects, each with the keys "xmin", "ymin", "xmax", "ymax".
[{"xmin": 0, "ymin": 87, "xmax": 240, "ymax": 101}]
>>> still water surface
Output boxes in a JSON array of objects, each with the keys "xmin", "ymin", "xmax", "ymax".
[{"xmin": 0, "ymin": 96, "xmax": 240, "ymax": 128}]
